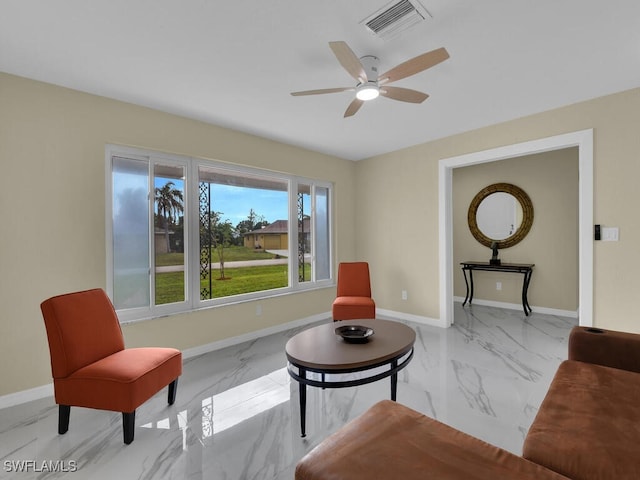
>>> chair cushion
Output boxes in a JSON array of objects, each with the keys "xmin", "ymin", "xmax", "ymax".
[
  {"xmin": 54, "ymin": 347, "xmax": 182, "ymax": 413},
  {"xmin": 296, "ymin": 400, "xmax": 569, "ymax": 480},
  {"xmin": 523, "ymin": 360, "xmax": 640, "ymax": 480},
  {"xmin": 332, "ymin": 296, "xmax": 375, "ymax": 321}
]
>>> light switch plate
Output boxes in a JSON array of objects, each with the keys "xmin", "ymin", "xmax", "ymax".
[{"xmin": 602, "ymin": 227, "xmax": 619, "ymax": 241}]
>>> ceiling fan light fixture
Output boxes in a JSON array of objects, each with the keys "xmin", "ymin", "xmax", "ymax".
[{"xmin": 356, "ymin": 82, "xmax": 380, "ymax": 101}]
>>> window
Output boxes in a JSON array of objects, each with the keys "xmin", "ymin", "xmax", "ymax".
[
  {"xmin": 297, "ymin": 183, "xmax": 331, "ymax": 284},
  {"xmin": 106, "ymin": 146, "xmax": 333, "ymax": 321},
  {"xmin": 198, "ymin": 165, "xmax": 290, "ymax": 300},
  {"xmin": 154, "ymin": 163, "xmax": 186, "ymax": 305},
  {"xmin": 109, "ymin": 154, "xmax": 189, "ymax": 318}
]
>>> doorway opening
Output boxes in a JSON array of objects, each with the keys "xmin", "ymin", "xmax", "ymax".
[{"xmin": 438, "ymin": 129, "xmax": 593, "ymax": 327}]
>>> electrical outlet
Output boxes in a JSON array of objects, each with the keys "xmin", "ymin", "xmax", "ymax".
[
  {"xmin": 401, "ymin": 290, "xmax": 408, "ymax": 300},
  {"xmin": 496, "ymin": 282, "xmax": 502, "ymax": 291}
]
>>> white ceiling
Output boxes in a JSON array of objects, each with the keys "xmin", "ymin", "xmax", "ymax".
[{"xmin": 2, "ymin": 0, "xmax": 640, "ymax": 161}]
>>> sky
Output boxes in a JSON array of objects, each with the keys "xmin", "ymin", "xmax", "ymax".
[
  {"xmin": 210, "ymin": 184, "xmax": 289, "ymax": 225},
  {"xmin": 113, "ymin": 159, "xmax": 290, "ymax": 229},
  {"xmin": 154, "ymin": 177, "xmax": 289, "ymax": 227}
]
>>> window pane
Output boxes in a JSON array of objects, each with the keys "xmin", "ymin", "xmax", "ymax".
[
  {"xmin": 198, "ymin": 166, "xmax": 289, "ymax": 300},
  {"xmin": 112, "ymin": 157, "xmax": 150, "ymax": 309},
  {"xmin": 315, "ymin": 186, "xmax": 330, "ymax": 280},
  {"xmin": 154, "ymin": 164, "xmax": 186, "ymax": 305}
]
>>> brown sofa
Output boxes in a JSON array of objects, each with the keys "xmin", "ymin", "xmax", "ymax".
[{"xmin": 295, "ymin": 326, "xmax": 640, "ymax": 479}]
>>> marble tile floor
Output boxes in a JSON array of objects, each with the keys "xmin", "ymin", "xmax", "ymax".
[{"xmin": 0, "ymin": 304, "xmax": 577, "ymax": 479}]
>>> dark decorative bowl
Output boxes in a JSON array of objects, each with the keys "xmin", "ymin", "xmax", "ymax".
[{"xmin": 335, "ymin": 325, "xmax": 375, "ymax": 344}]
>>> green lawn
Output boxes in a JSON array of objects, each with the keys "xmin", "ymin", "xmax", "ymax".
[
  {"xmin": 155, "ymin": 264, "xmax": 312, "ymax": 304},
  {"xmin": 154, "ymin": 246, "xmax": 313, "ymax": 304},
  {"xmin": 155, "ymin": 264, "xmax": 289, "ymax": 304},
  {"xmin": 155, "ymin": 246, "xmax": 277, "ymax": 266}
]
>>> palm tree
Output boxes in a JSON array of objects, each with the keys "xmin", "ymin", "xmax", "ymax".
[{"xmin": 155, "ymin": 181, "xmax": 184, "ymax": 253}]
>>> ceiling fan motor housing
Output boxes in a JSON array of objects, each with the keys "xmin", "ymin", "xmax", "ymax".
[
  {"xmin": 356, "ymin": 55, "xmax": 380, "ymax": 100},
  {"xmin": 359, "ymin": 55, "xmax": 379, "ymax": 83}
]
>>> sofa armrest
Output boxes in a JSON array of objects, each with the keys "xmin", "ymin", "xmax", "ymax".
[{"xmin": 569, "ymin": 326, "xmax": 640, "ymax": 373}]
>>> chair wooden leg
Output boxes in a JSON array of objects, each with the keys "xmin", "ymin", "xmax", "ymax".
[
  {"xmin": 168, "ymin": 378, "xmax": 178, "ymax": 405},
  {"xmin": 58, "ymin": 405, "xmax": 70, "ymax": 434},
  {"xmin": 123, "ymin": 411, "xmax": 135, "ymax": 445}
]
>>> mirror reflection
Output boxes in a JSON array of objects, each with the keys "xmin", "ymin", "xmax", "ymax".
[{"xmin": 476, "ymin": 192, "xmax": 523, "ymax": 240}]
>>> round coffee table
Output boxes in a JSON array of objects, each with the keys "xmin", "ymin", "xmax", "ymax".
[{"xmin": 285, "ymin": 319, "xmax": 416, "ymax": 437}]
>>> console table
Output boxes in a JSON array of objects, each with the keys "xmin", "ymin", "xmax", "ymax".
[{"xmin": 460, "ymin": 261, "xmax": 534, "ymax": 316}]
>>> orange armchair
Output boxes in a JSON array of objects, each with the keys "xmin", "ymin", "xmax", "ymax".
[
  {"xmin": 332, "ymin": 262, "xmax": 376, "ymax": 321},
  {"xmin": 40, "ymin": 288, "xmax": 182, "ymax": 444}
]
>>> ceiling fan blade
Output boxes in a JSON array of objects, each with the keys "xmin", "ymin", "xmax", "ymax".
[
  {"xmin": 344, "ymin": 98, "xmax": 364, "ymax": 118},
  {"xmin": 379, "ymin": 47, "xmax": 449, "ymax": 84},
  {"xmin": 329, "ymin": 41, "xmax": 367, "ymax": 83},
  {"xmin": 380, "ymin": 86, "xmax": 429, "ymax": 104},
  {"xmin": 291, "ymin": 87, "xmax": 354, "ymax": 96}
]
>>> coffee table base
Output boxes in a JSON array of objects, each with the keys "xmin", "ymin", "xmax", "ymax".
[{"xmin": 287, "ymin": 349, "xmax": 414, "ymax": 437}]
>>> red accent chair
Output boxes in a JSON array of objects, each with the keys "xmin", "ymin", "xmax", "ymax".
[
  {"xmin": 332, "ymin": 262, "xmax": 376, "ymax": 321},
  {"xmin": 40, "ymin": 288, "xmax": 182, "ymax": 444}
]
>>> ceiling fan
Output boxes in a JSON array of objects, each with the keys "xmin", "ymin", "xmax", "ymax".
[{"xmin": 291, "ymin": 41, "xmax": 450, "ymax": 118}]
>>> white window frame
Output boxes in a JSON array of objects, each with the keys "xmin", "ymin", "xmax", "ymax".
[{"xmin": 106, "ymin": 144, "xmax": 334, "ymax": 322}]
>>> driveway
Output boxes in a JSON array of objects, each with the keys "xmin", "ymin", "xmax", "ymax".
[{"xmin": 155, "ymin": 257, "xmax": 287, "ymax": 273}]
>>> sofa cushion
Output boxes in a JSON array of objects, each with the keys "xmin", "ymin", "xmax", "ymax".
[
  {"xmin": 569, "ymin": 326, "xmax": 640, "ymax": 374},
  {"xmin": 523, "ymin": 360, "xmax": 640, "ymax": 480},
  {"xmin": 296, "ymin": 400, "xmax": 570, "ymax": 480}
]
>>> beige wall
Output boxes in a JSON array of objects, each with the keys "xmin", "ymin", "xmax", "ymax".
[
  {"xmin": 0, "ymin": 73, "xmax": 356, "ymax": 396},
  {"xmin": 356, "ymin": 86, "xmax": 640, "ymax": 332},
  {"xmin": 452, "ymin": 149, "xmax": 579, "ymax": 311}
]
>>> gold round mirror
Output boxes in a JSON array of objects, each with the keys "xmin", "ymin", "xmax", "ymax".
[{"xmin": 468, "ymin": 183, "xmax": 534, "ymax": 249}]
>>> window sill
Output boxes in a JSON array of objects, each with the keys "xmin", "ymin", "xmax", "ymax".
[{"xmin": 118, "ymin": 282, "xmax": 335, "ymax": 325}]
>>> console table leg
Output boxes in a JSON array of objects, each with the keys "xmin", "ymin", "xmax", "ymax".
[
  {"xmin": 462, "ymin": 268, "xmax": 470, "ymax": 306},
  {"xmin": 523, "ymin": 270, "xmax": 533, "ymax": 315},
  {"xmin": 299, "ymin": 368, "xmax": 307, "ymax": 437}
]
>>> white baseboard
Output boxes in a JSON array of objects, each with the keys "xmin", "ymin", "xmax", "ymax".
[
  {"xmin": 0, "ymin": 383, "xmax": 54, "ymax": 410},
  {"xmin": 0, "ymin": 312, "xmax": 330, "ymax": 410},
  {"xmin": 181, "ymin": 311, "xmax": 329, "ymax": 359},
  {"xmin": 376, "ymin": 308, "xmax": 447, "ymax": 328},
  {"xmin": 453, "ymin": 296, "xmax": 578, "ymax": 319}
]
